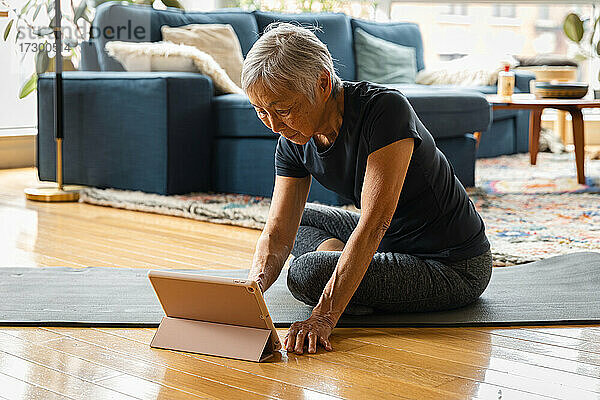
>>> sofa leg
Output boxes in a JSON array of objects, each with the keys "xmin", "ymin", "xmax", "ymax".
[{"xmin": 473, "ymin": 132, "xmax": 481, "ymax": 149}]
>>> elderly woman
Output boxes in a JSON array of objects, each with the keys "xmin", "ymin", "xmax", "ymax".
[{"xmin": 244, "ymin": 23, "xmax": 492, "ymax": 355}]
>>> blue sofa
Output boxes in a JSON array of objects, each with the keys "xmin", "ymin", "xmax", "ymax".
[{"xmin": 37, "ymin": 2, "xmax": 534, "ymax": 204}]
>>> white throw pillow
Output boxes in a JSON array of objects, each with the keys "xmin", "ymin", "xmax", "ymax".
[
  {"xmin": 105, "ymin": 41, "xmax": 243, "ymax": 94},
  {"xmin": 161, "ymin": 24, "xmax": 245, "ymax": 87},
  {"xmin": 415, "ymin": 54, "xmax": 520, "ymax": 86}
]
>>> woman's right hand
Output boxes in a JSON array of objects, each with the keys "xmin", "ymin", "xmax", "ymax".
[{"xmin": 247, "ymin": 269, "xmax": 266, "ymax": 293}]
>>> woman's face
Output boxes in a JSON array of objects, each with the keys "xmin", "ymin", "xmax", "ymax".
[{"xmin": 247, "ymin": 80, "xmax": 328, "ymax": 146}]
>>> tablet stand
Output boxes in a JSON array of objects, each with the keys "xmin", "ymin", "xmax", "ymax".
[{"xmin": 150, "ymin": 316, "xmax": 276, "ymax": 362}]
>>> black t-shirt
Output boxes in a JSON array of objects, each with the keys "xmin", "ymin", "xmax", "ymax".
[{"xmin": 275, "ymin": 81, "xmax": 490, "ymax": 262}]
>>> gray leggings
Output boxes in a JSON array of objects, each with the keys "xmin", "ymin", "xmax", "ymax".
[{"xmin": 287, "ymin": 203, "xmax": 493, "ymax": 315}]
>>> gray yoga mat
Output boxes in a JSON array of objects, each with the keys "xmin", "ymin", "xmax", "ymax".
[{"xmin": 2, "ymin": 252, "xmax": 600, "ymax": 328}]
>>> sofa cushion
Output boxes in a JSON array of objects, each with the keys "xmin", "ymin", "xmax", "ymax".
[
  {"xmin": 253, "ymin": 11, "xmax": 355, "ymax": 81},
  {"xmin": 161, "ymin": 24, "xmax": 245, "ymax": 87},
  {"xmin": 351, "ymin": 19, "xmax": 425, "ymax": 73},
  {"xmin": 393, "ymin": 83, "xmax": 525, "ymax": 95},
  {"xmin": 214, "ymin": 86, "xmax": 491, "ymax": 142},
  {"xmin": 214, "ymin": 94, "xmax": 273, "ymax": 138},
  {"xmin": 93, "ymin": 2, "xmax": 259, "ymax": 71},
  {"xmin": 387, "ymin": 84, "xmax": 491, "ymax": 139},
  {"xmin": 415, "ymin": 54, "xmax": 519, "ymax": 87},
  {"xmin": 104, "ymin": 41, "xmax": 243, "ymax": 94},
  {"xmin": 105, "ymin": 41, "xmax": 197, "ymax": 72},
  {"xmin": 354, "ymin": 27, "xmax": 417, "ymax": 84},
  {"xmin": 213, "ymin": 138, "xmax": 350, "ymax": 204},
  {"xmin": 79, "ymin": 41, "xmax": 101, "ymax": 71},
  {"xmin": 460, "ymin": 84, "xmax": 498, "ymax": 95}
]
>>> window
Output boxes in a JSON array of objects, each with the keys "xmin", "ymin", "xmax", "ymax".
[
  {"xmin": 442, "ymin": 4, "xmax": 468, "ymax": 16},
  {"xmin": 388, "ymin": 3, "xmax": 589, "ymax": 81},
  {"xmin": 492, "ymin": 4, "xmax": 516, "ymax": 18},
  {"xmin": 0, "ymin": 0, "xmax": 37, "ymax": 137},
  {"xmin": 539, "ymin": 5, "xmax": 550, "ymax": 20}
]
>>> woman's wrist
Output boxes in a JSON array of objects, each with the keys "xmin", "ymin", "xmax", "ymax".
[
  {"xmin": 311, "ymin": 299, "xmax": 342, "ymax": 328},
  {"xmin": 254, "ymin": 276, "xmax": 265, "ymax": 293},
  {"xmin": 249, "ymin": 230, "xmax": 290, "ymax": 292},
  {"xmin": 248, "ymin": 260, "xmax": 284, "ymax": 293},
  {"xmin": 247, "ymin": 266, "xmax": 265, "ymax": 288}
]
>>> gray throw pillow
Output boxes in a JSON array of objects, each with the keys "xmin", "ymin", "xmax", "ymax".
[{"xmin": 354, "ymin": 27, "xmax": 417, "ymax": 84}]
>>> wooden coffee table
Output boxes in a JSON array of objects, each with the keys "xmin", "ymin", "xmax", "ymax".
[{"xmin": 485, "ymin": 93, "xmax": 600, "ymax": 184}]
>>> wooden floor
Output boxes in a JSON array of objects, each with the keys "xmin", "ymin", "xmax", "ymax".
[{"xmin": 1, "ymin": 168, "xmax": 600, "ymax": 400}]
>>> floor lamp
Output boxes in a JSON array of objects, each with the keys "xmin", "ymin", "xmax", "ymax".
[{"xmin": 25, "ymin": 0, "xmax": 79, "ymax": 202}]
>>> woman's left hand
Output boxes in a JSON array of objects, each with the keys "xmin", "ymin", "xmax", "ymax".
[{"xmin": 284, "ymin": 314, "xmax": 334, "ymax": 354}]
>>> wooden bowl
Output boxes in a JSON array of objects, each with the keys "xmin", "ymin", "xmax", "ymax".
[{"xmin": 535, "ymin": 82, "xmax": 589, "ymax": 99}]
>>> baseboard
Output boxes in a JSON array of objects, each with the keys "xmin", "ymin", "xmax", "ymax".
[{"xmin": 0, "ymin": 135, "xmax": 36, "ymax": 169}]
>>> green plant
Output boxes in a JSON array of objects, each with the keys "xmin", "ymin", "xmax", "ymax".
[
  {"xmin": 2, "ymin": 0, "xmax": 184, "ymax": 98},
  {"xmin": 90, "ymin": 0, "xmax": 184, "ymax": 9},
  {"xmin": 225, "ymin": 0, "xmax": 359, "ymax": 12},
  {"xmin": 563, "ymin": 12, "xmax": 599, "ymax": 80},
  {"xmin": 294, "ymin": 0, "xmax": 341, "ymax": 12}
]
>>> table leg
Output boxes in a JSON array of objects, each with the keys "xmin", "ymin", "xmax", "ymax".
[
  {"xmin": 569, "ymin": 108, "xmax": 586, "ymax": 185},
  {"xmin": 529, "ymin": 108, "xmax": 542, "ymax": 165}
]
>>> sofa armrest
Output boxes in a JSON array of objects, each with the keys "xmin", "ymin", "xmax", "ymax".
[
  {"xmin": 515, "ymin": 70, "xmax": 536, "ymax": 93},
  {"xmin": 37, "ymin": 71, "xmax": 215, "ymax": 194}
]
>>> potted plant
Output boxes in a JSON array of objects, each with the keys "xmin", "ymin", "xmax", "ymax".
[
  {"xmin": 563, "ymin": 12, "xmax": 600, "ymax": 98},
  {"xmin": 2, "ymin": 0, "xmax": 183, "ymax": 99}
]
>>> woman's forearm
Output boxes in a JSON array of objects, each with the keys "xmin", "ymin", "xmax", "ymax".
[
  {"xmin": 248, "ymin": 229, "xmax": 293, "ymax": 292},
  {"xmin": 311, "ymin": 221, "xmax": 387, "ymax": 325},
  {"xmin": 312, "ymin": 139, "xmax": 413, "ymax": 324}
]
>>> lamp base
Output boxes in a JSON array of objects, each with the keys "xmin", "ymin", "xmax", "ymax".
[{"xmin": 24, "ymin": 186, "xmax": 81, "ymax": 202}]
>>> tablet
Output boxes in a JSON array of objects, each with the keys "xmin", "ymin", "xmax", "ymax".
[{"xmin": 148, "ymin": 270, "xmax": 281, "ymax": 362}]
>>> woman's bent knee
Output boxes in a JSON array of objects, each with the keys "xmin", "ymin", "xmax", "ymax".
[
  {"xmin": 286, "ymin": 251, "xmax": 339, "ymax": 306},
  {"xmin": 466, "ymin": 249, "xmax": 493, "ymax": 300},
  {"xmin": 447, "ymin": 250, "xmax": 493, "ymax": 310}
]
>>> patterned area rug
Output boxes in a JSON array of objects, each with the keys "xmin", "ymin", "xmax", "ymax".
[
  {"xmin": 476, "ymin": 152, "xmax": 600, "ymax": 194},
  {"xmin": 466, "ymin": 188, "xmax": 599, "ymax": 265},
  {"xmin": 80, "ymin": 152, "xmax": 600, "ymax": 266},
  {"xmin": 81, "ymin": 190, "xmax": 272, "ymax": 230}
]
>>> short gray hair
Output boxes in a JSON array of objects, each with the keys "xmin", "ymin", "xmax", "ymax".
[{"xmin": 242, "ymin": 22, "xmax": 342, "ymax": 103}]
